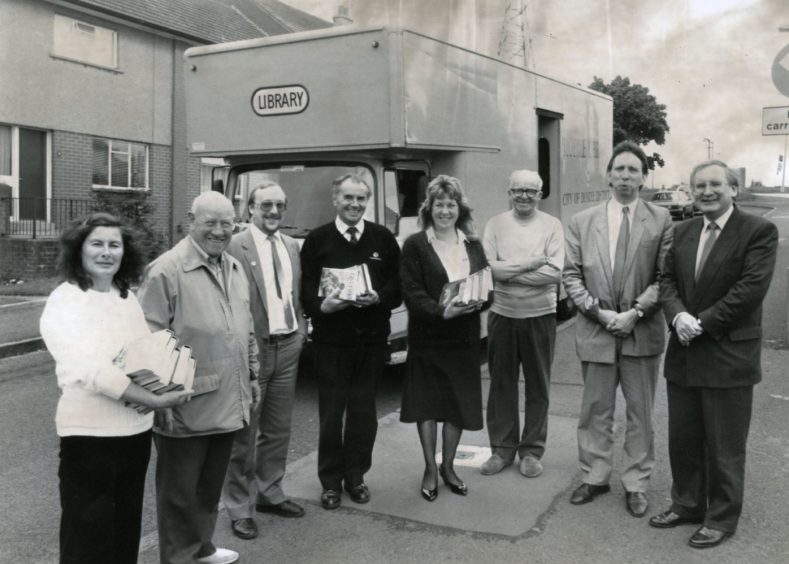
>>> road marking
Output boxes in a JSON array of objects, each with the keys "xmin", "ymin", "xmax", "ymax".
[{"xmin": 768, "ymin": 214, "xmax": 789, "ymax": 219}]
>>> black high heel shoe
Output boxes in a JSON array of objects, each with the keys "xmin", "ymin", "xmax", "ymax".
[
  {"xmin": 439, "ymin": 464, "xmax": 468, "ymax": 496},
  {"xmin": 421, "ymin": 468, "xmax": 438, "ymax": 502}
]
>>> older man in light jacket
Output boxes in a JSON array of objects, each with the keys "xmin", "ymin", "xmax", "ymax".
[{"xmin": 138, "ymin": 192, "xmax": 260, "ymax": 564}]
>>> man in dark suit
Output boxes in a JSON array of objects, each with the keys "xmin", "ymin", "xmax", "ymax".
[
  {"xmin": 222, "ymin": 182, "xmax": 308, "ymax": 540},
  {"xmin": 300, "ymin": 172, "xmax": 401, "ymax": 510},
  {"xmin": 651, "ymin": 160, "xmax": 778, "ymax": 548},
  {"xmin": 563, "ymin": 141, "xmax": 673, "ymax": 517}
]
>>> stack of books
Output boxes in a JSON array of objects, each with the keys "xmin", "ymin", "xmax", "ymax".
[
  {"xmin": 319, "ymin": 264, "xmax": 373, "ymax": 301},
  {"xmin": 438, "ymin": 267, "xmax": 493, "ymax": 308},
  {"xmin": 119, "ymin": 329, "xmax": 196, "ymax": 414}
]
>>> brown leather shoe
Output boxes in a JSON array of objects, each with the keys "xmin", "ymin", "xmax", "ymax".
[
  {"xmin": 625, "ymin": 491, "xmax": 648, "ymax": 517},
  {"xmin": 230, "ymin": 518, "xmax": 257, "ymax": 540},
  {"xmin": 648, "ymin": 510, "xmax": 704, "ymax": 529},
  {"xmin": 256, "ymin": 500, "xmax": 305, "ymax": 518},
  {"xmin": 688, "ymin": 526, "xmax": 732, "ymax": 548},
  {"xmin": 569, "ymin": 483, "xmax": 610, "ymax": 505}
]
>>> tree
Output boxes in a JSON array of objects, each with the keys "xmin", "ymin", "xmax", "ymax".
[{"xmin": 589, "ymin": 76, "xmax": 669, "ymax": 170}]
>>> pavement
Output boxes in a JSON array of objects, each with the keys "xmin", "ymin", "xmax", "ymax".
[
  {"xmin": 2, "ymin": 293, "xmax": 788, "ymax": 563},
  {"xmin": 0, "ymin": 297, "xmax": 47, "ymax": 358}
]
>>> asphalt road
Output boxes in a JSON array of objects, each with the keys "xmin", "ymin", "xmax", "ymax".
[{"xmin": 0, "ymin": 200, "xmax": 788, "ymax": 563}]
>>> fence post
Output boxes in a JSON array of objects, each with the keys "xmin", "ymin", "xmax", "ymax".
[{"xmin": 31, "ymin": 198, "xmax": 37, "ymax": 239}]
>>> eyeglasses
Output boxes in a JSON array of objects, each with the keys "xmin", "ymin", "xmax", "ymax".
[
  {"xmin": 509, "ymin": 188, "xmax": 540, "ymax": 198},
  {"xmin": 254, "ymin": 201, "xmax": 287, "ymax": 211}
]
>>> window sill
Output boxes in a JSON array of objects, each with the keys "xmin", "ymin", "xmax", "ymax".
[
  {"xmin": 92, "ymin": 186, "xmax": 149, "ymax": 193},
  {"xmin": 50, "ymin": 53, "xmax": 122, "ymax": 74}
]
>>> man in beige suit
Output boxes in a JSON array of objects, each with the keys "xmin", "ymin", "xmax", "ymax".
[
  {"xmin": 222, "ymin": 182, "xmax": 308, "ymax": 540},
  {"xmin": 563, "ymin": 141, "xmax": 673, "ymax": 517}
]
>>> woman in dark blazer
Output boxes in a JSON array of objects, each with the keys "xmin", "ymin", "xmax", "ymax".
[{"xmin": 400, "ymin": 175, "xmax": 490, "ymax": 501}]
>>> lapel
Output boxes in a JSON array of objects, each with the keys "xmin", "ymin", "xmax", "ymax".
[
  {"xmin": 690, "ymin": 208, "xmax": 741, "ymax": 308},
  {"xmin": 239, "ymin": 229, "xmax": 269, "ymax": 314},
  {"xmin": 680, "ymin": 219, "xmax": 703, "ymax": 299},
  {"xmin": 592, "ymin": 203, "xmax": 614, "ymax": 290}
]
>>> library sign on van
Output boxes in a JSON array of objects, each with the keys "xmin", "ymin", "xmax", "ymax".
[{"xmin": 251, "ymin": 85, "xmax": 309, "ymax": 116}]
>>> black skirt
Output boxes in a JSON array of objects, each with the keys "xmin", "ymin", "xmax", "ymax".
[{"xmin": 400, "ymin": 343, "xmax": 483, "ymax": 430}]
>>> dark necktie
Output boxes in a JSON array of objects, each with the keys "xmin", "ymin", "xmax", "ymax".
[
  {"xmin": 695, "ymin": 222, "xmax": 719, "ymax": 281},
  {"xmin": 612, "ymin": 206, "xmax": 630, "ymax": 302},
  {"xmin": 268, "ymin": 235, "xmax": 294, "ymax": 328},
  {"xmin": 347, "ymin": 226, "xmax": 359, "ymax": 244}
]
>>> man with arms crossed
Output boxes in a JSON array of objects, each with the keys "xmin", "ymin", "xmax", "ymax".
[
  {"xmin": 138, "ymin": 192, "xmax": 260, "ymax": 564},
  {"xmin": 650, "ymin": 160, "xmax": 777, "ymax": 548},
  {"xmin": 222, "ymin": 182, "xmax": 307, "ymax": 541},
  {"xmin": 563, "ymin": 141, "xmax": 672, "ymax": 517},
  {"xmin": 480, "ymin": 169, "xmax": 564, "ymax": 478},
  {"xmin": 300, "ymin": 172, "xmax": 401, "ymax": 510}
]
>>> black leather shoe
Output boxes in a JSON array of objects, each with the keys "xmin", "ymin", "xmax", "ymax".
[
  {"xmin": 230, "ymin": 518, "xmax": 258, "ymax": 540},
  {"xmin": 421, "ymin": 467, "xmax": 438, "ymax": 501},
  {"xmin": 320, "ymin": 489, "xmax": 341, "ymax": 510},
  {"xmin": 256, "ymin": 500, "xmax": 305, "ymax": 518},
  {"xmin": 569, "ymin": 483, "xmax": 610, "ymax": 505},
  {"xmin": 688, "ymin": 526, "xmax": 731, "ymax": 549},
  {"xmin": 625, "ymin": 491, "xmax": 648, "ymax": 517},
  {"xmin": 344, "ymin": 482, "xmax": 371, "ymax": 504},
  {"xmin": 439, "ymin": 464, "xmax": 468, "ymax": 496},
  {"xmin": 648, "ymin": 510, "xmax": 704, "ymax": 529}
]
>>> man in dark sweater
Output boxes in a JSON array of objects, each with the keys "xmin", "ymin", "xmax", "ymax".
[{"xmin": 300, "ymin": 172, "xmax": 401, "ymax": 510}]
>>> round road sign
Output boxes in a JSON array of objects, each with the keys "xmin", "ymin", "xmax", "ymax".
[{"xmin": 772, "ymin": 43, "xmax": 789, "ymax": 97}]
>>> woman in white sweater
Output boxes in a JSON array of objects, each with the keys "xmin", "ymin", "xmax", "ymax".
[{"xmin": 40, "ymin": 213, "xmax": 189, "ymax": 564}]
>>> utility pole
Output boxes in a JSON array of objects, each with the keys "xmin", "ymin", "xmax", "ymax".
[{"xmin": 703, "ymin": 137, "xmax": 713, "ymax": 160}]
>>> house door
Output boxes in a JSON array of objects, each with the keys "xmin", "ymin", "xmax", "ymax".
[{"xmin": 19, "ymin": 128, "xmax": 47, "ymax": 221}]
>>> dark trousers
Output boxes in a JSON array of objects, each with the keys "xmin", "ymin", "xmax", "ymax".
[
  {"xmin": 315, "ymin": 342, "xmax": 385, "ymax": 490},
  {"xmin": 58, "ymin": 431, "xmax": 151, "ymax": 564},
  {"xmin": 154, "ymin": 432, "xmax": 235, "ymax": 564},
  {"xmin": 667, "ymin": 381, "xmax": 753, "ymax": 533},
  {"xmin": 486, "ymin": 312, "xmax": 555, "ymax": 460}
]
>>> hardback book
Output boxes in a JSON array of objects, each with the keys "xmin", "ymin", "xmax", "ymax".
[
  {"xmin": 438, "ymin": 267, "xmax": 493, "ymax": 308},
  {"xmin": 319, "ymin": 264, "xmax": 373, "ymax": 301},
  {"xmin": 116, "ymin": 329, "xmax": 197, "ymax": 414}
]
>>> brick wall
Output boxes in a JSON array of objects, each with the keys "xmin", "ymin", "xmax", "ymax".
[
  {"xmin": 51, "ymin": 130, "xmax": 173, "ymax": 248},
  {"xmin": 0, "ymin": 238, "xmax": 59, "ymax": 280}
]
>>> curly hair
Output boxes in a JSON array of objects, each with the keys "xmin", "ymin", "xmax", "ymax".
[
  {"xmin": 417, "ymin": 175, "xmax": 478, "ymax": 240},
  {"xmin": 57, "ymin": 212, "xmax": 146, "ymax": 298}
]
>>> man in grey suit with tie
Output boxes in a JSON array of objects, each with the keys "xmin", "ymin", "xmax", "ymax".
[
  {"xmin": 222, "ymin": 182, "xmax": 308, "ymax": 540},
  {"xmin": 563, "ymin": 141, "xmax": 673, "ymax": 517},
  {"xmin": 650, "ymin": 160, "xmax": 778, "ymax": 548}
]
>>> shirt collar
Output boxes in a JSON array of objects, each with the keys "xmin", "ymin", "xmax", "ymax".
[
  {"xmin": 704, "ymin": 204, "xmax": 734, "ymax": 230},
  {"xmin": 425, "ymin": 226, "xmax": 468, "ymax": 244},
  {"xmin": 608, "ymin": 196, "xmax": 639, "ymax": 215},
  {"xmin": 335, "ymin": 217, "xmax": 365, "ymax": 236},
  {"xmin": 188, "ymin": 235, "xmax": 223, "ymax": 267},
  {"xmin": 249, "ymin": 222, "xmax": 281, "ymax": 243}
]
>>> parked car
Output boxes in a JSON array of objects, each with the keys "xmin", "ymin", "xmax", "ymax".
[{"xmin": 651, "ymin": 190, "xmax": 695, "ymax": 219}]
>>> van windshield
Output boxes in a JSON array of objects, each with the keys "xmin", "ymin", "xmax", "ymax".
[{"xmin": 232, "ymin": 164, "xmax": 375, "ymax": 238}]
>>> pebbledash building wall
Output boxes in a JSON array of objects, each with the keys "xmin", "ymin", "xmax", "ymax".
[{"xmin": 0, "ymin": 0, "xmax": 330, "ymax": 279}]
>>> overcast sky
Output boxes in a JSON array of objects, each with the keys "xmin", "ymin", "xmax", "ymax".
[{"xmin": 282, "ymin": 0, "xmax": 789, "ymax": 188}]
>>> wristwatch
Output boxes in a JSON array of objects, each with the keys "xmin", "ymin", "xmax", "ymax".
[{"xmin": 633, "ymin": 303, "xmax": 645, "ymax": 319}]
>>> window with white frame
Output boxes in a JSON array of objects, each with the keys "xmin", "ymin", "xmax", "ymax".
[
  {"xmin": 53, "ymin": 14, "xmax": 118, "ymax": 69},
  {"xmin": 92, "ymin": 138, "xmax": 148, "ymax": 190}
]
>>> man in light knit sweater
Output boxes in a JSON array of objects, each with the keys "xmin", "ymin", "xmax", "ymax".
[{"xmin": 480, "ymin": 169, "xmax": 564, "ymax": 479}]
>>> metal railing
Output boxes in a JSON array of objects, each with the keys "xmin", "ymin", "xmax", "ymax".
[{"xmin": 0, "ymin": 197, "xmax": 94, "ymax": 239}]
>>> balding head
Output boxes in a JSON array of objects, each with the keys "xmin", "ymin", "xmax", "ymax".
[
  {"xmin": 188, "ymin": 192, "xmax": 235, "ymax": 258},
  {"xmin": 508, "ymin": 169, "xmax": 543, "ymax": 218},
  {"xmin": 509, "ymin": 169, "xmax": 543, "ymax": 191},
  {"xmin": 190, "ymin": 191, "xmax": 235, "ymax": 217}
]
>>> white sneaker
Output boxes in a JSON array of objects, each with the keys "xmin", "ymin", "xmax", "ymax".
[{"xmin": 196, "ymin": 547, "xmax": 239, "ymax": 564}]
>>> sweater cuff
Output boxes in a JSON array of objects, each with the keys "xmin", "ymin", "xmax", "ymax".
[{"xmin": 99, "ymin": 365, "xmax": 134, "ymax": 401}]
